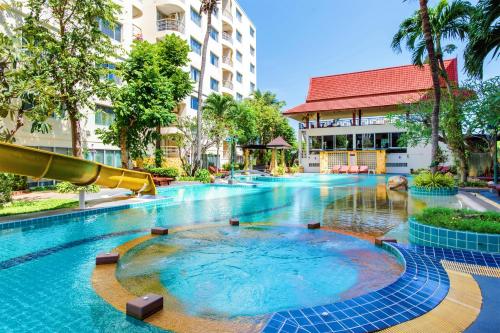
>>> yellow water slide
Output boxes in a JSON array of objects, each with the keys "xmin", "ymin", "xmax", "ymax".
[{"xmin": 0, "ymin": 142, "xmax": 156, "ymax": 195}]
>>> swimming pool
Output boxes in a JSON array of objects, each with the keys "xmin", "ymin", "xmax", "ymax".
[{"xmin": 0, "ymin": 174, "xmax": 461, "ymax": 332}]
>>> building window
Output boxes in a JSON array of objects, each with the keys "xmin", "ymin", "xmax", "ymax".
[
  {"xmin": 190, "ymin": 37, "xmax": 202, "ymax": 55},
  {"xmin": 210, "ymin": 52, "xmax": 219, "ymax": 67},
  {"xmin": 209, "ymin": 26, "xmax": 219, "ymax": 41},
  {"xmin": 375, "ymin": 133, "xmax": 390, "ymax": 149},
  {"xmin": 250, "ymin": 82, "xmax": 255, "ymax": 93},
  {"xmin": 334, "ymin": 135, "xmax": 353, "ymax": 150},
  {"xmin": 236, "ymin": 50, "xmax": 242, "ymax": 62},
  {"xmin": 250, "ymin": 26, "xmax": 255, "ymax": 37},
  {"xmin": 101, "ymin": 63, "xmax": 120, "ymax": 83},
  {"xmin": 190, "ymin": 66, "xmax": 200, "ymax": 82},
  {"xmin": 236, "ymin": 30, "xmax": 242, "ymax": 42},
  {"xmin": 210, "ymin": 78, "xmax": 219, "ymax": 91},
  {"xmin": 236, "ymin": 72, "xmax": 243, "ymax": 83},
  {"xmin": 236, "ymin": 9, "xmax": 242, "ymax": 21},
  {"xmin": 250, "ymin": 63, "xmax": 255, "ymax": 73},
  {"xmin": 390, "ymin": 132, "xmax": 405, "ymax": 148},
  {"xmin": 356, "ymin": 133, "xmax": 375, "ymax": 150},
  {"xmin": 95, "ymin": 105, "xmax": 115, "ymax": 126},
  {"xmin": 190, "ymin": 96, "xmax": 199, "ymax": 110},
  {"xmin": 99, "ymin": 19, "xmax": 122, "ymax": 42},
  {"xmin": 236, "ymin": 93, "xmax": 243, "ymax": 101},
  {"xmin": 323, "ymin": 136, "xmax": 334, "ymax": 150},
  {"xmin": 190, "ymin": 7, "xmax": 202, "ymax": 26},
  {"xmin": 250, "ymin": 46, "xmax": 255, "ymax": 56}
]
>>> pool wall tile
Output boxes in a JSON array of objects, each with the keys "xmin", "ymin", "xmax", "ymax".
[
  {"xmin": 409, "ymin": 218, "xmax": 500, "ymax": 254},
  {"xmin": 410, "ymin": 186, "xmax": 458, "ymax": 196}
]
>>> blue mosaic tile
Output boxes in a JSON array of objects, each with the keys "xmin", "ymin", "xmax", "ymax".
[
  {"xmin": 262, "ymin": 243, "xmax": 450, "ymax": 333},
  {"xmin": 410, "ymin": 186, "xmax": 458, "ymax": 196}
]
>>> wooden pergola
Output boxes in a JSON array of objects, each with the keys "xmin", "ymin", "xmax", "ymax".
[{"xmin": 267, "ymin": 136, "xmax": 292, "ymax": 174}]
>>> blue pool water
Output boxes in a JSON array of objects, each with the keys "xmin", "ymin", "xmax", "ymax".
[
  {"xmin": 117, "ymin": 225, "xmax": 402, "ymax": 318},
  {"xmin": 0, "ymin": 174, "xmax": 462, "ymax": 332}
]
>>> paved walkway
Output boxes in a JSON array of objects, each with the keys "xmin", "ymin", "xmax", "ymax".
[{"xmin": 465, "ymin": 275, "xmax": 500, "ymax": 333}]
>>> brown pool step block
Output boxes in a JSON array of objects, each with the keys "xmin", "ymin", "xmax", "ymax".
[
  {"xmin": 126, "ymin": 294, "xmax": 164, "ymax": 320},
  {"xmin": 307, "ymin": 222, "xmax": 321, "ymax": 229},
  {"xmin": 95, "ymin": 252, "xmax": 120, "ymax": 265},
  {"xmin": 151, "ymin": 227, "xmax": 169, "ymax": 235},
  {"xmin": 229, "ymin": 218, "xmax": 239, "ymax": 226},
  {"xmin": 375, "ymin": 238, "xmax": 398, "ymax": 246}
]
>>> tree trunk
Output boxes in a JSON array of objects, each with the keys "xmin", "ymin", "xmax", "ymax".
[
  {"xmin": 69, "ymin": 113, "xmax": 82, "ymax": 157},
  {"xmin": 4, "ymin": 109, "xmax": 25, "ymax": 143},
  {"xmin": 216, "ymin": 138, "xmax": 220, "ymax": 171},
  {"xmin": 120, "ymin": 127, "xmax": 129, "ymax": 169},
  {"xmin": 196, "ymin": 11, "xmax": 212, "ymax": 169},
  {"xmin": 419, "ymin": 0, "xmax": 441, "ymax": 173},
  {"xmin": 155, "ymin": 124, "xmax": 162, "ymax": 167}
]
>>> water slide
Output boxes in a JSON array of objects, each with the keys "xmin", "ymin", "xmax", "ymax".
[{"xmin": 0, "ymin": 142, "xmax": 156, "ymax": 195}]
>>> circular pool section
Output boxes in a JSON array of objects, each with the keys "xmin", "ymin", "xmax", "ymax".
[{"xmin": 117, "ymin": 225, "xmax": 403, "ymax": 318}]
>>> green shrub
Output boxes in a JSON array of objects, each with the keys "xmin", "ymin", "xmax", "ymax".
[
  {"xmin": 413, "ymin": 171, "xmax": 455, "ymax": 189},
  {"xmin": 414, "ymin": 208, "xmax": 500, "ymax": 234},
  {"xmin": 222, "ymin": 162, "xmax": 241, "ymax": 171},
  {"xmin": 145, "ymin": 166, "xmax": 179, "ymax": 178},
  {"xmin": 29, "ymin": 185, "xmax": 57, "ymax": 192},
  {"xmin": 177, "ymin": 176, "xmax": 196, "ymax": 181},
  {"xmin": 289, "ymin": 165, "xmax": 300, "ymax": 174},
  {"xmin": 11, "ymin": 175, "xmax": 27, "ymax": 191},
  {"xmin": 56, "ymin": 182, "xmax": 100, "ymax": 193},
  {"xmin": 274, "ymin": 166, "xmax": 286, "ymax": 176},
  {"xmin": 195, "ymin": 169, "xmax": 211, "ymax": 183},
  {"xmin": 458, "ymin": 180, "xmax": 488, "ymax": 188},
  {"xmin": 0, "ymin": 174, "xmax": 13, "ymax": 205}
]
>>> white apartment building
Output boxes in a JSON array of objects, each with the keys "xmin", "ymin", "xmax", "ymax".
[{"xmin": 0, "ymin": 0, "xmax": 257, "ymax": 170}]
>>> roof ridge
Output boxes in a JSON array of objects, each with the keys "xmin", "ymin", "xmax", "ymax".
[{"xmin": 309, "ymin": 58, "xmax": 456, "ymax": 81}]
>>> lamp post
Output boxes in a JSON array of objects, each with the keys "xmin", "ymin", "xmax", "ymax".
[
  {"xmin": 228, "ymin": 135, "xmax": 238, "ymax": 183},
  {"xmin": 488, "ymin": 124, "xmax": 498, "ymax": 184}
]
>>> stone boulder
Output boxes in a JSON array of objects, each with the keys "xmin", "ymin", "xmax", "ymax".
[{"xmin": 387, "ymin": 175, "xmax": 408, "ymax": 191}]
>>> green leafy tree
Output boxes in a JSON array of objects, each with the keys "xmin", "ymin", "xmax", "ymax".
[
  {"xmin": 22, "ymin": 0, "xmax": 120, "ymax": 157},
  {"xmin": 97, "ymin": 40, "xmax": 183, "ymax": 168},
  {"xmin": 464, "ymin": 0, "xmax": 500, "ymax": 78},
  {"xmin": 195, "ymin": 0, "xmax": 219, "ymax": 168},
  {"xmin": 0, "ymin": 28, "xmax": 54, "ymax": 142},
  {"xmin": 392, "ymin": 0, "xmax": 473, "ymax": 177}
]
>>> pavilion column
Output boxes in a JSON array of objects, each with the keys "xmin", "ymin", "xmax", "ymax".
[
  {"xmin": 316, "ymin": 113, "xmax": 320, "ymax": 128},
  {"xmin": 270, "ymin": 149, "xmax": 277, "ymax": 174},
  {"xmin": 352, "ymin": 111, "xmax": 356, "ymax": 126},
  {"xmin": 243, "ymin": 148, "xmax": 250, "ymax": 172},
  {"xmin": 358, "ymin": 109, "xmax": 362, "ymax": 126},
  {"xmin": 298, "ymin": 131, "xmax": 302, "ymax": 164},
  {"xmin": 281, "ymin": 149, "xmax": 286, "ymax": 168}
]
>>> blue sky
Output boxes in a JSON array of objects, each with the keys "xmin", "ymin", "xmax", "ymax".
[{"xmin": 238, "ymin": 0, "xmax": 499, "ymax": 111}]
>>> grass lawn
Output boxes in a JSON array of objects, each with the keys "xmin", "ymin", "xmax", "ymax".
[
  {"xmin": 0, "ymin": 199, "xmax": 78, "ymax": 217},
  {"xmin": 414, "ymin": 207, "xmax": 500, "ymax": 234}
]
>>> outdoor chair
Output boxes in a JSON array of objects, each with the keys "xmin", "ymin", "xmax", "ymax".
[
  {"xmin": 348, "ymin": 165, "xmax": 360, "ymax": 174},
  {"xmin": 339, "ymin": 165, "xmax": 349, "ymax": 174},
  {"xmin": 331, "ymin": 165, "xmax": 341, "ymax": 173},
  {"xmin": 359, "ymin": 166, "xmax": 369, "ymax": 174}
]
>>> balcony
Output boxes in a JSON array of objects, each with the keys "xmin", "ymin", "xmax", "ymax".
[
  {"xmin": 223, "ymin": 8, "xmax": 233, "ymax": 21},
  {"xmin": 132, "ymin": 24, "xmax": 143, "ymax": 40},
  {"xmin": 222, "ymin": 32, "xmax": 233, "ymax": 44},
  {"xmin": 222, "ymin": 56, "xmax": 233, "ymax": 66},
  {"xmin": 300, "ymin": 116, "xmax": 391, "ymax": 129},
  {"xmin": 223, "ymin": 80, "xmax": 233, "ymax": 90},
  {"xmin": 157, "ymin": 19, "xmax": 185, "ymax": 33}
]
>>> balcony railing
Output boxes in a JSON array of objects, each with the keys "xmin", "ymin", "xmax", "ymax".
[
  {"xmin": 223, "ymin": 8, "xmax": 233, "ymax": 20},
  {"xmin": 222, "ymin": 32, "xmax": 233, "ymax": 44},
  {"xmin": 132, "ymin": 24, "xmax": 143, "ymax": 40},
  {"xmin": 223, "ymin": 80, "xmax": 233, "ymax": 90},
  {"xmin": 157, "ymin": 19, "xmax": 185, "ymax": 33},
  {"xmin": 300, "ymin": 117, "xmax": 391, "ymax": 129},
  {"xmin": 222, "ymin": 56, "xmax": 233, "ymax": 66}
]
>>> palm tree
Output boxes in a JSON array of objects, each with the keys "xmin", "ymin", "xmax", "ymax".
[
  {"xmin": 252, "ymin": 89, "xmax": 286, "ymax": 108},
  {"xmin": 392, "ymin": 0, "xmax": 473, "ymax": 179},
  {"xmin": 202, "ymin": 93, "xmax": 235, "ymax": 170},
  {"xmin": 196, "ymin": 0, "xmax": 219, "ymax": 169},
  {"xmin": 464, "ymin": 0, "xmax": 499, "ymax": 78}
]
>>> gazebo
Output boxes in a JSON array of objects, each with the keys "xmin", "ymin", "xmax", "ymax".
[{"xmin": 267, "ymin": 136, "xmax": 292, "ymax": 174}]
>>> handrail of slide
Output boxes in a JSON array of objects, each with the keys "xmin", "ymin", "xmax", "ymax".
[{"xmin": 0, "ymin": 142, "xmax": 156, "ymax": 195}]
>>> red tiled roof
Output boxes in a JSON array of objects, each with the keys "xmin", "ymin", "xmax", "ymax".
[{"xmin": 284, "ymin": 59, "xmax": 458, "ymax": 115}]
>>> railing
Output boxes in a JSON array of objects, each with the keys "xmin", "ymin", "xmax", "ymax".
[
  {"xmin": 157, "ymin": 19, "xmax": 185, "ymax": 33},
  {"xmin": 223, "ymin": 8, "xmax": 233, "ymax": 20},
  {"xmin": 222, "ymin": 32, "xmax": 233, "ymax": 44},
  {"xmin": 222, "ymin": 56, "xmax": 233, "ymax": 66},
  {"xmin": 223, "ymin": 80, "xmax": 233, "ymax": 90},
  {"xmin": 300, "ymin": 117, "xmax": 391, "ymax": 129},
  {"xmin": 132, "ymin": 24, "xmax": 142, "ymax": 40}
]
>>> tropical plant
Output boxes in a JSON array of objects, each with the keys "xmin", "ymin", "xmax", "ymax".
[
  {"xmin": 194, "ymin": 168, "xmax": 211, "ymax": 183},
  {"xmin": 144, "ymin": 166, "xmax": 179, "ymax": 178},
  {"xmin": 414, "ymin": 171, "xmax": 456, "ymax": 188},
  {"xmin": 195, "ymin": 0, "xmax": 219, "ymax": 169},
  {"xmin": 464, "ymin": 0, "xmax": 500, "ymax": 78},
  {"xmin": 97, "ymin": 39, "xmax": 186, "ymax": 167},
  {"xmin": 0, "ymin": 173, "xmax": 13, "ymax": 205},
  {"xmin": 392, "ymin": 0, "xmax": 473, "ymax": 174},
  {"xmin": 55, "ymin": 182, "xmax": 100, "ymax": 194},
  {"xmin": 22, "ymin": 0, "xmax": 120, "ymax": 157}
]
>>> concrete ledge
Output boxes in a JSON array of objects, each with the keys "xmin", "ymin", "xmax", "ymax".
[
  {"xmin": 96, "ymin": 252, "xmax": 119, "ymax": 265},
  {"xmin": 375, "ymin": 238, "xmax": 398, "ymax": 246},
  {"xmin": 126, "ymin": 294, "xmax": 163, "ymax": 320}
]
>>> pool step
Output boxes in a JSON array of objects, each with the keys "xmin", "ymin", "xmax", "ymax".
[
  {"xmin": 151, "ymin": 227, "xmax": 169, "ymax": 235},
  {"xmin": 307, "ymin": 222, "xmax": 321, "ymax": 229},
  {"xmin": 95, "ymin": 252, "xmax": 120, "ymax": 265},
  {"xmin": 229, "ymin": 218, "xmax": 239, "ymax": 226}
]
